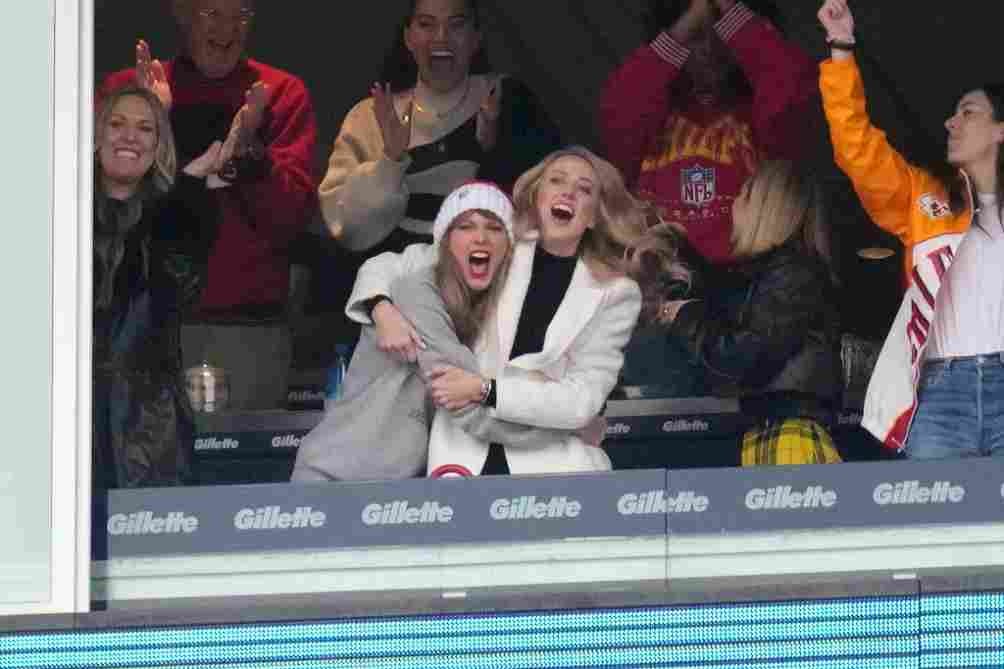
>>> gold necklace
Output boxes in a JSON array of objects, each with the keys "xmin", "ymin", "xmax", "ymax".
[{"xmin": 412, "ymin": 78, "xmax": 471, "ymax": 121}]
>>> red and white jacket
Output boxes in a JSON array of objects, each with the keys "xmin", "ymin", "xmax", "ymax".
[{"xmin": 821, "ymin": 56, "xmax": 972, "ymax": 451}]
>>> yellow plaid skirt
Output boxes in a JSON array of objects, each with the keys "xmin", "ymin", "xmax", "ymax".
[{"xmin": 741, "ymin": 418, "xmax": 842, "ymax": 466}]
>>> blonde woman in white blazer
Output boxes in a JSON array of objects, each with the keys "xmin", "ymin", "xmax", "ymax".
[{"xmin": 347, "ymin": 147, "xmax": 681, "ymax": 477}]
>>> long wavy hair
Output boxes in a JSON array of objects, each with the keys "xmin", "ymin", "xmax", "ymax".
[
  {"xmin": 435, "ymin": 209, "xmax": 513, "ymax": 346},
  {"xmin": 624, "ymin": 221, "xmax": 697, "ymax": 324},
  {"xmin": 378, "ymin": 0, "xmax": 493, "ymax": 93},
  {"xmin": 512, "ymin": 146, "xmax": 694, "ymax": 321}
]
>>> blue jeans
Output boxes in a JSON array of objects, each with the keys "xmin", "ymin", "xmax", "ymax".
[{"xmin": 906, "ymin": 352, "xmax": 1004, "ymax": 459}]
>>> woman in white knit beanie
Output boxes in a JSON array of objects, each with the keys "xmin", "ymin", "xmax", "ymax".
[
  {"xmin": 345, "ymin": 146, "xmax": 686, "ymax": 477},
  {"xmin": 293, "ymin": 182, "xmax": 575, "ymax": 481}
]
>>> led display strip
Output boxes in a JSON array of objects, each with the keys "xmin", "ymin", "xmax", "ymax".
[
  {"xmin": 0, "ymin": 593, "xmax": 1000, "ymax": 668},
  {"xmin": 920, "ymin": 592, "xmax": 1004, "ymax": 668}
]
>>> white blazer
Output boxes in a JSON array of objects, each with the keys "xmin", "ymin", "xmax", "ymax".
[{"xmin": 346, "ymin": 238, "xmax": 641, "ymax": 476}]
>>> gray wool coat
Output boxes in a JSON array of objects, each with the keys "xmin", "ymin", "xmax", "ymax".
[{"xmin": 291, "ymin": 267, "xmax": 568, "ymax": 482}]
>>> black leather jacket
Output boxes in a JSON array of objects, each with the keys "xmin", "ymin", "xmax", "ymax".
[
  {"xmin": 668, "ymin": 242, "xmax": 841, "ymax": 424},
  {"xmin": 92, "ymin": 175, "xmax": 217, "ymax": 488}
]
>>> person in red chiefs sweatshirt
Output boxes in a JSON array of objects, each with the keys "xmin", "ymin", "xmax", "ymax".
[
  {"xmin": 100, "ymin": 0, "xmax": 318, "ymax": 409},
  {"xmin": 599, "ymin": 0, "xmax": 817, "ymax": 266}
]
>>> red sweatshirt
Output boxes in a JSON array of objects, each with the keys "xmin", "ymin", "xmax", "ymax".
[
  {"xmin": 101, "ymin": 57, "xmax": 318, "ymax": 315},
  {"xmin": 599, "ymin": 3, "xmax": 817, "ymax": 264}
]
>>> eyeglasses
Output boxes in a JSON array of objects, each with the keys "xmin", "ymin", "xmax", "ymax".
[{"xmin": 197, "ymin": 8, "xmax": 255, "ymax": 27}]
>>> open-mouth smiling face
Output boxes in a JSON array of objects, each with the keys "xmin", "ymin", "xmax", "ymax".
[
  {"xmin": 446, "ymin": 210, "xmax": 510, "ymax": 292},
  {"xmin": 405, "ymin": 0, "xmax": 480, "ymax": 93},
  {"xmin": 99, "ymin": 94, "xmax": 158, "ymax": 195},
  {"xmin": 535, "ymin": 155, "xmax": 599, "ymax": 257},
  {"xmin": 186, "ymin": 0, "xmax": 253, "ymax": 79}
]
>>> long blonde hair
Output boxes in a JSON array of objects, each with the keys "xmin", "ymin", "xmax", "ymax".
[
  {"xmin": 731, "ymin": 160, "xmax": 832, "ymax": 268},
  {"xmin": 513, "ymin": 146, "xmax": 654, "ymax": 278},
  {"xmin": 513, "ymin": 146, "xmax": 693, "ymax": 320},
  {"xmin": 624, "ymin": 221, "xmax": 696, "ymax": 324},
  {"xmin": 435, "ymin": 209, "xmax": 513, "ymax": 346}
]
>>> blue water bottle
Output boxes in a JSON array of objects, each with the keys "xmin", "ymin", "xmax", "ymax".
[{"xmin": 324, "ymin": 344, "xmax": 350, "ymax": 411}]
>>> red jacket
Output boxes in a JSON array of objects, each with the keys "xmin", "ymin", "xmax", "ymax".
[
  {"xmin": 599, "ymin": 3, "xmax": 817, "ymax": 264},
  {"xmin": 101, "ymin": 57, "xmax": 318, "ymax": 315}
]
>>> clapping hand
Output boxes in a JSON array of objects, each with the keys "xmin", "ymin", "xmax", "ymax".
[
  {"xmin": 200, "ymin": 81, "xmax": 270, "ymax": 168},
  {"xmin": 136, "ymin": 39, "xmax": 172, "ymax": 112},
  {"xmin": 476, "ymin": 78, "xmax": 502, "ymax": 151},
  {"xmin": 240, "ymin": 81, "xmax": 271, "ymax": 138},
  {"xmin": 371, "ymin": 82, "xmax": 412, "ymax": 162},
  {"xmin": 182, "ymin": 110, "xmax": 242, "ymax": 178}
]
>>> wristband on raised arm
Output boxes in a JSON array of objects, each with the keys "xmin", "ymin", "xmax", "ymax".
[{"xmin": 825, "ymin": 34, "xmax": 856, "ymax": 51}]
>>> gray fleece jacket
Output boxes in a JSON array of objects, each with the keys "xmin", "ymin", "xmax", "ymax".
[{"xmin": 291, "ymin": 267, "xmax": 568, "ymax": 482}]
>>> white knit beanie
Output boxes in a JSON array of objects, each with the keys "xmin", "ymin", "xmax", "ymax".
[{"xmin": 432, "ymin": 181, "xmax": 514, "ymax": 246}]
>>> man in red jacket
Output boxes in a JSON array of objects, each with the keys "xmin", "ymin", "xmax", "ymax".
[
  {"xmin": 600, "ymin": 0, "xmax": 816, "ymax": 265},
  {"xmin": 100, "ymin": 0, "xmax": 318, "ymax": 409}
]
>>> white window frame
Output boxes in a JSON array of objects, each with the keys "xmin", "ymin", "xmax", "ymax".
[{"xmin": 1, "ymin": 0, "xmax": 94, "ymax": 617}]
